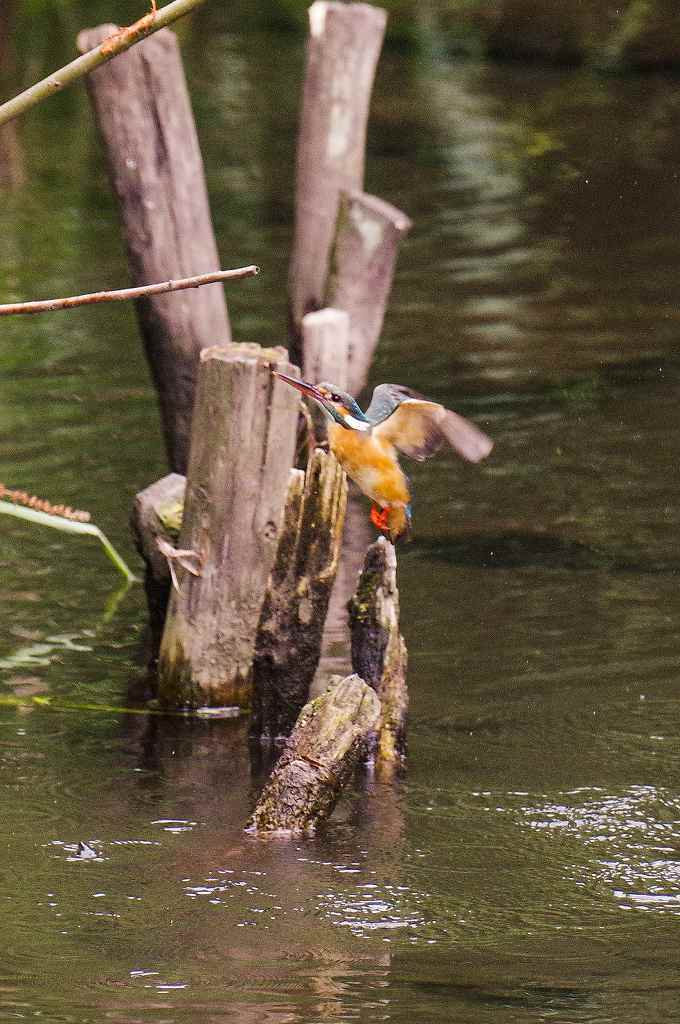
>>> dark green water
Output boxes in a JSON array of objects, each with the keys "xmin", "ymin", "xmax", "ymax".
[{"xmin": 2, "ymin": 5, "xmax": 680, "ymax": 1021}]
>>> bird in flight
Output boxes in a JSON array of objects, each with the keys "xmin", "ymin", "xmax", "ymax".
[{"xmin": 274, "ymin": 373, "xmax": 493, "ymax": 543}]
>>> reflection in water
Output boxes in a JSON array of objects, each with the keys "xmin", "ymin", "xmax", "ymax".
[{"xmin": 2, "ymin": 7, "xmax": 680, "ymax": 1022}]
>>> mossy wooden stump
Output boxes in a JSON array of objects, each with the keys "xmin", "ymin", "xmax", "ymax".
[
  {"xmin": 248, "ymin": 674, "xmax": 380, "ymax": 834},
  {"xmin": 251, "ymin": 448, "xmax": 348, "ymax": 740},
  {"xmin": 348, "ymin": 536, "xmax": 408, "ymax": 771}
]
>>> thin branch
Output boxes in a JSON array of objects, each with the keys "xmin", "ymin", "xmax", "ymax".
[
  {"xmin": 0, "ymin": 0, "xmax": 208, "ymax": 128},
  {"xmin": 0, "ymin": 265, "xmax": 259, "ymax": 316}
]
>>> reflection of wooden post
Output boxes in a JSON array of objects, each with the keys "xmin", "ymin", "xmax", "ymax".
[
  {"xmin": 327, "ymin": 191, "xmax": 412, "ymax": 395},
  {"xmin": 348, "ymin": 537, "xmax": 408, "ymax": 771},
  {"xmin": 158, "ymin": 344, "xmax": 300, "ymax": 709},
  {"xmin": 77, "ymin": 25, "xmax": 230, "ymax": 474},
  {"xmin": 289, "ymin": 1, "xmax": 387, "ymax": 352},
  {"xmin": 252, "ymin": 449, "xmax": 347, "ymax": 740},
  {"xmin": 130, "ymin": 472, "xmax": 186, "ymax": 664},
  {"xmin": 249, "ymin": 674, "xmax": 380, "ymax": 834}
]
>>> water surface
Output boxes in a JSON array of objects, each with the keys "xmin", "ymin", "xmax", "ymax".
[{"xmin": 2, "ymin": 8, "xmax": 680, "ymax": 1022}]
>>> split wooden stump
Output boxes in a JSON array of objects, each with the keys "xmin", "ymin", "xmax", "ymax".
[
  {"xmin": 251, "ymin": 448, "xmax": 348, "ymax": 740},
  {"xmin": 348, "ymin": 536, "xmax": 408, "ymax": 770},
  {"xmin": 327, "ymin": 191, "xmax": 412, "ymax": 395},
  {"xmin": 248, "ymin": 674, "xmax": 380, "ymax": 834},
  {"xmin": 289, "ymin": 1, "xmax": 387, "ymax": 352},
  {"xmin": 157, "ymin": 344, "xmax": 300, "ymax": 709},
  {"xmin": 78, "ymin": 25, "xmax": 230, "ymax": 474}
]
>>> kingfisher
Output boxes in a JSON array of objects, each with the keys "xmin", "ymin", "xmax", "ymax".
[{"xmin": 274, "ymin": 372, "xmax": 493, "ymax": 543}]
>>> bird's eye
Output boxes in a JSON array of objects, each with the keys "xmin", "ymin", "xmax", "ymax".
[{"xmin": 330, "ymin": 392, "xmax": 341, "ymax": 402}]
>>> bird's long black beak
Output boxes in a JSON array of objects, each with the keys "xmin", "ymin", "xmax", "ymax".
[{"xmin": 273, "ymin": 370, "xmax": 326, "ymax": 403}]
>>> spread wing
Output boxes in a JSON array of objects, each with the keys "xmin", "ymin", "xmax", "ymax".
[{"xmin": 372, "ymin": 397, "xmax": 493, "ymax": 463}]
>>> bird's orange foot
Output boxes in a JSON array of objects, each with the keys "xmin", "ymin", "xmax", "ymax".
[{"xmin": 370, "ymin": 504, "xmax": 390, "ymax": 533}]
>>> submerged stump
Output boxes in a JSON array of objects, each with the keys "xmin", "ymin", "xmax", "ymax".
[
  {"xmin": 157, "ymin": 344, "xmax": 300, "ymax": 709},
  {"xmin": 348, "ymin": 536, "xmax": 408, "ymax": 770},
  {"xmin": 248, "ymin": 674, "xmax": 380, "ymax": 834},
  {"xmin": 252, "ymin": 448, "xmax": 348, "ymax": 740}
]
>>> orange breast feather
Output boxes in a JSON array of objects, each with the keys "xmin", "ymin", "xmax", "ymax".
[{"xmin": 329, "ymin": 425, "xmax": 410, "ymax": 507}]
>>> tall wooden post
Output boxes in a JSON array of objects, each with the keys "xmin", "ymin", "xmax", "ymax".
[
  {"xmin": 288, "ymin": 2, "xmax": 387, "ymax": 355},
  {"xmin": 77, "ymin": 25, "xmax": 230, "ymax": 474},
  {"xmin": 327, "ymin": 191, "xmax": 412, "ymax": 395},
  {"xmin": 157, "ymin": 344, "xmax": 300, "ymax": 709}
]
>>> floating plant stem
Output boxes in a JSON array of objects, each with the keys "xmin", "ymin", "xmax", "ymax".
[{"xmin": 0, "ymin": 500, "xmax": 137, "ymax": 582}]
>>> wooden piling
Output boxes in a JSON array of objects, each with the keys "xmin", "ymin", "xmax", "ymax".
[
  {"xmin": 251, "ymin": 448, "xmax": 348, "ymax": 741},
  {"xmin": 130, "ymin": 472, "xmax": 187, "ymax": 664},
  {"xmin": 248, "ymin": 674, "xmax": 380, "ymax": 834},
  {"xmin": 327, "ymin": 191, "xmax": 412, "ymax": 396},
  {"xmin": 77, "ymin": 25, "xmax": 230, "ymax": 474},
  {"xmin": 348, "ymin": 536, "xmax": 408, "ymax": 770},
  {"xmin": 157, "ymin": 344, "xmax": 300, "ymax": 709},
  {"xmin": 288, "ymin": 1, "xmax": 387, "ymax": 353},
  {"xmin": 301, "ymin": 307, "xmax": 350, "ymax": 442},
  {"xmin": 302, "ymin": 308, "xmax": 350, "ymax": 388}
]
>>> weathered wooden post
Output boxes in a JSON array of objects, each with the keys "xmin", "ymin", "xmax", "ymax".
[
  {"xmin": 248, "ymin": 674, "xmax": 380, "ymax": 834},
  {"xmin": 302, "ymin": 307, "xmax": 350, "ymax": 388},
  {"xmin": 77, "ymin": 25, "xmax": 230, "ymax": 474},
  {"xmin": 301, "ymin": 307, "xmax": 350, "ymax": 442},
  {"xmin": 348, "ymin": 537, "xmax": 408, "ymax": 770},
  {"xmin": 157, "ymin": 344, "xmax": 300, "ymax": 709},
  {"xmin": 251, "ymin": 448, "xmax": 348, "ymax": 740},
  {"xmin": 327, "ymin": 191, "xmax": 412, "ymax": 395},
  {"xmin": 288, "ymin": 1, "xmax": 387, "ymax": 354},
  {"xmin": 130, "ymin": 472, "xmax": 186, "ymax": 663}
]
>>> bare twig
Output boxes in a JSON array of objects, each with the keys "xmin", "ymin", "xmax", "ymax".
[
  {"xmin": 0, "ymin": 266, "xmax": 259, "ymax": 317},
  {"xmin": 0, "ymin": 0, "xmax": 208, "ymax": 128}
]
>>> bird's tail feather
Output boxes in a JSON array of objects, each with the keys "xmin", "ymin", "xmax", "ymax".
[{"xmin": 386, "ymin": 504, "xmax": 412, "ymax": 544}]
